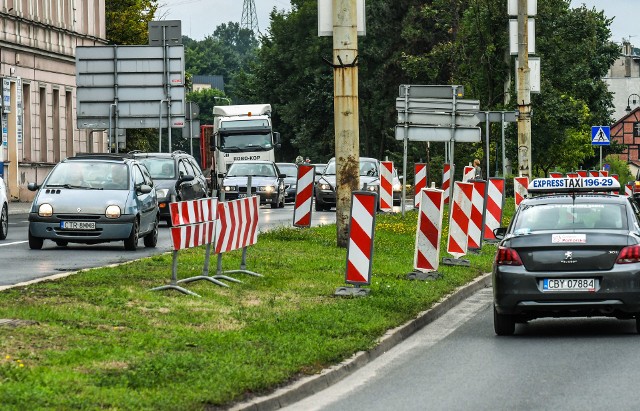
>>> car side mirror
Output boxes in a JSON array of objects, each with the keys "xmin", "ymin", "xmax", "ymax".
[
  {"xmin": 178, "ymin": 174, "xmax": 195, "ymax": 184},
  {"xmin": 493, "ymin": 227, "xmax": 507, "ymax": 240},
  {"xmin": 138, "ymin": 184, "xmax": 153, "ymax": 194},
  {"xmin": 273, "ymin": 131, "xmax": 281, "ymax": 145},
  {"xmin": 217, "ymin": 173, "xmax": 225, "ymax": 179},
  {"xmin": 278, "ymin": 173, "xmax": 286, "ymax": 179},
  {"xmin": 28, "ymin": 182, "xmax": 40, "ymax": 191}
]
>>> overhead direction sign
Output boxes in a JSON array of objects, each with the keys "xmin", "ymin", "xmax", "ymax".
[
  {"xmin": 591, "ymin": 126, "xmax": 610, "ymax": 146},
  {"xmin": 396, "ymin": 98, "xmax": 480, "ymax": 112},
  {"xmin": 399, "ymin": 85, "xmax": 464, "ymax": 99},
  {"xmin": 395, "ymin": 125, "xmax": 481, "ymax": 143},
  {"xmin": 397, "ymin": 111, "xmax": 481, "ymax": 127}
]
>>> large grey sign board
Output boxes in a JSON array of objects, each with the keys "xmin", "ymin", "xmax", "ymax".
[
  {"xmin": 76, "ymin": 45, "xmax": 185, "ymax": 129},
  {"xmin": 396, "ymin": 98, "xmax": 480, "ymax": 112},
  {"xmin": 477, "ymin": 111, "xmax": 518, "ymax": 122},
  {"xmin": 395, "ymin": 125, "xmax": 481, "ymax": 142},
  {"xmin": 397, "ymin": 111, "xmax": 481, "ymax": 127},
  {"xmin": 148, "ymin": 20, "xmax": 182, "ymax": 45},
  {"xmin": 398, "ymin": 85, "xmax": 464, "ymax": 99}
]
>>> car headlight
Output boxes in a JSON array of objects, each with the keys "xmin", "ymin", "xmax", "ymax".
[
  {"xmin": 393, "ymin": 183, "xmax": 402, "ymax": 192},
  {"xmin": 105, "ymin": 205, "xmax": 121, "ymax": 219},
  {"xmin": 259, "ymin": 185, "xmax": 275, "ymax": 193},
  {"xmin": 318, "ymin": 183, "xmax": 332, "ymax": 191},
  {"xmin": 366, "ymin": 184, "xmax": 379, "ymax": 192},
  {"xmin": 224, "ymin": 185, "xmax": 237, "ymax": 192},
  {"xmin": 38, "ymin": 203, "xmax": 53, "ymax": 217},
  {"xmin": 156, "ymin": 188, "xmax": 170, "ymax": 199}
]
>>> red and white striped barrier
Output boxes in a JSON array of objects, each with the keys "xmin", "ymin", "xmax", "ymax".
[
  {"xmin": 414, "ymin": 163, "xmax": 427, "ymax": 207},
  {"xmin": 549, "ymin": 172, "xmax": 563, "ymax": 178},
  {"xmin": 514, "ymin": 176, "xmax": 529, "ymax": 210},
  {"xmin": 446, "ymin": 181, "xmax": 473, "ymax": 260},
  {"xmin": 483, "ymin": 178, "xmax": 505, "ymax": 242},
  {"xmin": 462, "ymin": 165, "xmax": 475, "ymax": 182},
  {"xmin": 169, "ymin": 198, "xmax": 216, "ymax": 230},
  {"xmin": 567, "ymin": 172, "xmax": 579, "ymax": 178},
  {"xmin": 589, "ymin": 170, "xmax": 599, "ymax": 177},
  {"xmin": 442, "ymin": 164, "xmax": 452, "ymax": 204},
  {"xmin": 577, "ymin": 170, "xmax": 587, "ymax": 177},
  {"xmin": 170, "ymin": 221, "xmax": 215, "ymax": 250},
  {"xmin": 379, "ymin": 161, "xmax": 394, "ymax": 212},
  {"xmin": 413, "ymin": 189, "xmax": 444, "ymax": 275},
  {"xmin": 468, "ymin": 180, "xmax": 486, "ymax": 250},
  {"xmin": 345, "ymin": 192, "xmax": 377, "ymax": 286},
  {"xmin": 215, "ymin": 196, "xmax": 260, "ymax": 254},
  {"xmin": 626, "ymin": 183, "xmax": 632, "ymax": 197},
  {"xmin": 599, "ymin": 170, "xmax": 609, "ymax": 177},
  {"xmin": 293, "ymin": 164, "xmax": 315, "ymax": 227},
  {"xmin": 612, "ymin": 174, "xmax": 620, "ymax": 194}
]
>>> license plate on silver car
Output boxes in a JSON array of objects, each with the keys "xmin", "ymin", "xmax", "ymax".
[
  {"xmin": 542, "ymin": 278, "xmax": 596, "ymax": 292},
  {"xmin": 61, "ymin": 221, "xmax": 96, "ymax": 230}
]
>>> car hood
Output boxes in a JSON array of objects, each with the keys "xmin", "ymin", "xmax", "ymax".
[
  {"xmin": 223, "ymin": 176, "xmax": 279, "ymax": 186},
  {"xmin": 33, "ymin": 189, "xmax": 132, "ymax": 214},
  {"xmin": 318, "ymin": 174, "xmax": 380, "ymax": 188}
]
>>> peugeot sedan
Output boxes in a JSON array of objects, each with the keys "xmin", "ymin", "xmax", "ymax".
[
  {"xmin": 314, "ymin": 157, "xmax": 380, "ymax": 211},
  {"xmin": 27, "ymin": 154, "xmax": 159, "ymax": 251},
  {"xmin": 221, "ymin": 160, "xmax": 286, "ymax": 208},
  {"xmin": 492, "ymin": 176, "xmax": 640, "ymax": 335}
]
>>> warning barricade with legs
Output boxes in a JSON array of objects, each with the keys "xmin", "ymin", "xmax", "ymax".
[
  {"xmin": 626, "ymin": 183, "xmax": 632, "ymax": 197},
  {"xmin": 483, "ymin": 177, "xmax": 505, "ymax": 243},
  {"xmin": 468, "ymin": 179, "xmax": 486, "ymax": 252},
  {"xmin": 567, "ymin": 172, "xmax": 579, "ymax": 178},
  {"xmin": 150, "ymin": 198, "xmax": 218, "ymax": 297},
  {"xmin": 379, "ymin": 161, "xmax": 394, "ymax": 212},
  {"xmin": 215, "ymin": 196, "xmax": 262, "ymax": 279},
  {"xmin": 577, "ymin": 170, "xmax": 587, "ymax": 177},
  {"xmin": 443, "ymin": 181, "xmax": 473, "ymax": 267},
  {"xmin": 442, "ymin": 164, "xmax": 452, "ymax": 204},
  {"xmin": 462, "ymin": 166, "xmax": 475, "ymax": 182},
  {"xmin": 549, "ymin": 172, "xmax": 563, "ymax": 178},
  {"xmin": 408, "ymin": 188, "xmax": 444, "ymax": 281},
  {"xmin": 589, "ymin": 170, "xmax": 599, "ymax": 177},
  {"xmin": 293, "ymin": 164, "xmax": 315, "ymax": 227},
  {"xmin": 514, "ymin": 176, "xmax": 528, "ymax": 210},
  {"xmin": 414, "ymin": 163, "xmax": 427, "ymax": 207},
  {"xmin": 335, "ymin": 191, "xmax": 378, "ymax": 297}
]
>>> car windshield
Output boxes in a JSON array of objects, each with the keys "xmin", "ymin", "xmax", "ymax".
[
  {"xmin": 137, "ymin": 158, "xmax": 175, "ymax": 179},
  {"xmin": 227, "ymin": 163, "xmax": 275, "ymax": 177},
  {"xmin": 513, "ymin": 202, "xmax": 627, "ymax": 233},
  {"xmin": 45, "ymin": 161, "xmax": 129, "ymax": 190},
  {"xmin": 219, "ymin": 133, "xmax": 272, "ymax": 152},
  {"xmin": 277, "ymin": 164, "xmax": 297, "ymax": 177},
  {"xmin": 323, "ymin": 160, "xmax": 378, "ymax": 177}
]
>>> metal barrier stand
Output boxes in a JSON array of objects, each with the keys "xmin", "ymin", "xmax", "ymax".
[
  {"xmin": 216, "ymin": 246, "xmax": 263, "ymax": 278},
  {"xmin": 150, "ymin": 250, "xmax": 201, "ymax": 297}
]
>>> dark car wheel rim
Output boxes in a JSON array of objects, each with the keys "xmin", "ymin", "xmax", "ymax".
[{"xmin": 0, "ymin": 205, "xmax": 7, "ymax": 240}]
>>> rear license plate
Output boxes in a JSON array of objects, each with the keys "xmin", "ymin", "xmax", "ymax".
[
  {"xmin": 542, "ymin": 278, "xmax": 596, "ymax": 292},
  {"xmin": 61, "ymin": 221, "xmax": 96, "ymax": 230}
]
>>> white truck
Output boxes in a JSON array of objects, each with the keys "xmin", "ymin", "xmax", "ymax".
[{"xmin": 207, "ymin": 104, "xmax": 280, "ymax": 192}]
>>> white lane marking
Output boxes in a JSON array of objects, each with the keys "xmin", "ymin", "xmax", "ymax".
[{"xmin": 0, "ymin": 241, "xmax": 28, "ymax": 247}]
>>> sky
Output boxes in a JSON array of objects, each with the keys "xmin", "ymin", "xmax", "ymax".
[{"xmin": 158, "ymin": 1, "xmax": 638, "ymax": 45}]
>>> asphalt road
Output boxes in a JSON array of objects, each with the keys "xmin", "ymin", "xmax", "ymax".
[{"xmin": 284, "ymin": 287, "xmax": 640, "ymax": 411}]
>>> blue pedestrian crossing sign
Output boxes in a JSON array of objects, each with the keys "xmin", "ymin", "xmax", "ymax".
[{"xmin": 591, "ymin": 126, "xmax": 610, "ymax": 146}]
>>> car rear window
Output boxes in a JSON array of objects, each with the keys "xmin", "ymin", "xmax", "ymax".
[{"xmin": 513, "ymin": 203, "xmax": 627, "ymax": 233}]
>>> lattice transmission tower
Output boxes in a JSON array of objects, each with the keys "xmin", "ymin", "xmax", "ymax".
[{"xmin": 241, "ymin": 0, "xmax": 260, "ymax": 35}]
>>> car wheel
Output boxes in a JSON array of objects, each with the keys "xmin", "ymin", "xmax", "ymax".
[
  {"xmin": 144, "ymin": 216, "xmax": 159, "ymax": 248},
  {"xmin": 278, "ymin": 192, "xmax": 285, "ymax": 208},
  {"xmin": 315, "ymin": 198, "xmax": 323, "ymax": 212},
  {"xmin": 165, "ymin": 217, "xmax": 173, "ymax": 227},
  {"xmin": 55, "ymin": 240, "xmax": 69, "ymax": 247},
  {"xmin": 28, "ymin": 230, "xmax": 43, "ymax": 250},
  {"xmin": 124, "ymin": 218, "xmax": 139, "ymax": 251},
  {"xmin": 493, "ymin": 305, "xmax": 515, "ymax": 336},
  {"xmin": 0, "ymin": 204, "xmax": 7, "ymax": 240}
]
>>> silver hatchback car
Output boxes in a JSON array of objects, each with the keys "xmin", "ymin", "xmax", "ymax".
[{"xmin": 27, "ymin": 154, "xmax": 159, "ymax": 251}]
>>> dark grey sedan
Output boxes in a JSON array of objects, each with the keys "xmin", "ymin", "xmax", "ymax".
[
  {"xmin": 492, "ymin": 177, "xmax": 640, "ymax": 335},
  {"xmin": 221, "ymin": 160, "xmax": 286, "ymax": 208}
]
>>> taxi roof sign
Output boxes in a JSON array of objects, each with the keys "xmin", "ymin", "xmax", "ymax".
[{"xmin": 528, "ymin": 176, "xmax": 620, "ymax": 193}]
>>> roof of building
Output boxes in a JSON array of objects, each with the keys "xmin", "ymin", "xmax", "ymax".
[{"xmin": 192, "ymin": 75, "xmax": 224, "ymax": 91}]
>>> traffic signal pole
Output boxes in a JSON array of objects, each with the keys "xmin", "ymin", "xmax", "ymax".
[
  {"xmin": 517, "ymin": 0, "xmax": 532, "ymax": 179},
  {"xmin": 333, "ymin": 0, "xmax": 359, "ymax": 248}
]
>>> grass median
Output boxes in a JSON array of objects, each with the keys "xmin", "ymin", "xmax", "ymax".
[{"xmin": 0, "ymin": 199, "xmax": 514, "ymax": 410}]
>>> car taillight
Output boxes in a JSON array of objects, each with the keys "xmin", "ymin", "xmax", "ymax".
[
  {"xmin": 616, "ymin": 245, "xmax": 640, "ymax": 264},
  {"xmin": 495, "ymin": 246, "xmax": 523, "ymax": 266}
]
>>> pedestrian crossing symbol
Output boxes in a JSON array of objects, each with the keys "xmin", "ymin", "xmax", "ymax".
[{"xmin": 591, "ymin": 126, "xmax": 610, "ymax": 146}]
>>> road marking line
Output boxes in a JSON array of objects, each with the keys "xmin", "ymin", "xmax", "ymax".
[{"xmin": 0, "ymin": 241, "xmax": 28, "ymax": 247}]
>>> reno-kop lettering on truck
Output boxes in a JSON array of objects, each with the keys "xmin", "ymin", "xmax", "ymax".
[{"xmin": 208, "ymin": 104, "xmax": 280, "ymax": 192}]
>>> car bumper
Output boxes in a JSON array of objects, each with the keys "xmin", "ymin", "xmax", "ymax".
[
  {"xmin": 223, "ymin": 192, "xmax": 279, "ymax": 205},
  {"xmin": 29, "ymin": 213, "xmax": 135, "ymax": 242},
  {"xmin": 493, "ymin": 265, "xmax": 640, "ymax": 318},
  {"xmin": 285, "ymin": 188, "xmax": 296, "ymax": 202},
  {"xmin": 315, "ymin": 190, "xmax": 335, "ymax": 206}
]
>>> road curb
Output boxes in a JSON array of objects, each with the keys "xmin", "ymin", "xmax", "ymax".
[{"xmin": 228, "ymin": 272, "xmax": 492, "ymax": 411}]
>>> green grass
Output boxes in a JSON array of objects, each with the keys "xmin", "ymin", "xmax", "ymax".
[{"xmin": 0, "ymin": 199, "xmax": 514, "ymax": 410}]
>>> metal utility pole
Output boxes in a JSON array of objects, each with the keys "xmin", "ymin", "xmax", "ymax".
[
  {"xmin": 333, "ymin": 0, "xmax": 359, "ymax": 247},
  {"xmin": 517, "ymin": 0, "xmax": 532, "ymax": 178},
  {"xmin": 241, "ymin": 0, "xmax": 260, "ymax": 35}
]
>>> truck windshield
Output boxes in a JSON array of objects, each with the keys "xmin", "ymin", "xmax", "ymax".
[{"xmin": 220, "ymin": 133, "xmax": 272, "ymax": 152}]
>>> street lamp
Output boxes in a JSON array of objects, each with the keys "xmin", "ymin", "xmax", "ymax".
[
  {"xmin": 625, "ymin": 93, "xmax": 640, "ymax": 113},
  {"xmin": 214, "ymin": 96, "xmax": 231, "ymax": 105}
]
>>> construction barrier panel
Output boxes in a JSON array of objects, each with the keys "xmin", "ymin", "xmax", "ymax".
[
  {"xmin": 588, "ymin": 170, "xmax": 599, "ymax": 177},
  {"xmin": 151, "ymin": 198, "xmax": 218, "ymax": 296},
  {"xmin": 514, "ymin": 176, "xmax": 529, "ymax": 210},
  {"xmin": 293, "ymin": 164, "xmax": 315, "ymax": 227},
  {"xmin": 567, "ymin": 172, "xmax": 579, "ymax": 178},
  {"xmin": 462, "ymin": 165, "xmax": 475, "ymax": 182},
  {"xmin": 599, "ymin": 170, "xmax": 609, "ymax": 177},
  {"xmin": 549, "ymin": 172, "xmax": 563, "ymax": 178},
  {"xmin": 483, "ymin": 178, "xmax": 505, "ymax": 242},
  {"xmin": 414, "ymin": 163, "xmax": 427, "ymax": 207},
  {"xmin": 468, "ymin": 179, "xmax": 486, "ymax": 250},
  {"xmin": 345, "ymin": 191, "xmax": 378, "ymax": 286},
  {"xmin": 380, "ymin": 161, "xmax": 394, "ymax": 212},
  {"xmin": 612, "ymin": 174, "xmax": 620, "ymax": 194},
  {"xmin": 577, "ymin": 170, "xmax": 587, "ymax": 177},
  {"xmin": 626, "ymin": 183, "xmax": 632, "ymax": 197},
  {"xmin": 413, "ymin": 188, "xmax": 444, "ymax": 275},
  {"xmin": 445, "ymin": 181, "xmax": 473, "ymax": 262},
  {"xmin": 442, "ymin": 164, "xmax": 452, "ymax": 204}
]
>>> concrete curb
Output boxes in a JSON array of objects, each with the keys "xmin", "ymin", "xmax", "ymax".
[{"xmin": 228, "ymin": 272, "xmax": 493, "ymax": 411}]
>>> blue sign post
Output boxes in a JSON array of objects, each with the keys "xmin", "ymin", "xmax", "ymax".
[{"xmin": 591, "ymin": 126, "xmax": 611, "ymax": 171}]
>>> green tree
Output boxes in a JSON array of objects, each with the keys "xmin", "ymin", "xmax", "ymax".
[{"xmin": 105, "ymin": 0, "xmax": 158, "ymax": 45}]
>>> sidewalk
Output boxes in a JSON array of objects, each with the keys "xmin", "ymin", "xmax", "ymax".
[{"xmin": 8, "ymin": 201, "xmax": 32, "ymax": 215}]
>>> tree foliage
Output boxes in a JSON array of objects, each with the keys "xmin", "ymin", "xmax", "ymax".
[{"xmin": 105, "ymin": 0, "xmax": 158, "ymax": 45}]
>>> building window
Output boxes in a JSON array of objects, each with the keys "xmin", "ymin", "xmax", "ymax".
[
  {"xmin": 39, "ymin": 86, "xmax": 47, "ymax": 162},
  {"xmin": 65, "ymin": 91, "xmax": 73, "ymax": 157},
  {"xmin": 52, "ymin": 88, "xmax": 60, "ymax": 162},
  {"xmin": 23, "ymin": 82, "xmax": 31, "ymax": 161}
]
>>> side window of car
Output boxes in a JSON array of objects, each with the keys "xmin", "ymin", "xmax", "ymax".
[
  {"xmin": 178, "ymin": 160, "xmax": 190, "ymax": 178},
  {"xmin": 188, "ymin": 158, "xmax": 203, "ymax": 177},
  {"xmin": 628, "ymin": 197, "xmax": 640, "ymax": 227},
  {"xmin": 140, "ymin": 164, "xmax": 154, "ymax": 187},
  {"xmin": 133, "ymin": 165, "xmax": 145, "ymax": 188}
]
